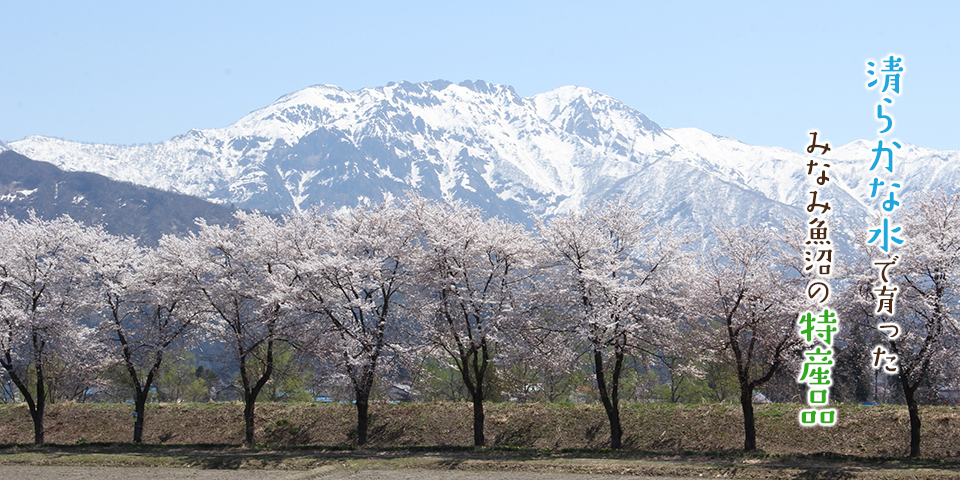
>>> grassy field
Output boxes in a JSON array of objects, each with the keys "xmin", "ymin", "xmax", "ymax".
[{"xmin": 1, "ymin": 401, "xmax": 959, "ymax": 459}]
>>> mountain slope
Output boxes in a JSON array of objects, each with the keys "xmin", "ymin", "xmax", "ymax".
[{"xmin": 0, "ymin": 150, "xmax": 236, "ymax": 244}]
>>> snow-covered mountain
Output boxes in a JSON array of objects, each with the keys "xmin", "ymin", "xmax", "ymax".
[{"xmin": 8, "ymin": 80, "xmax": 959, "ymax": 241}]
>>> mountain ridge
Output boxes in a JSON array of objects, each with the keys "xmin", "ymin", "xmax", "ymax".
[{"xmin": 7, "ymin": 80, "xmax": 959, "ymax": 243}]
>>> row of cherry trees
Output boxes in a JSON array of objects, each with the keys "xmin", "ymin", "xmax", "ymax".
[{"xmin": 2, "ymin": 192, "xmax": 958, "ymax": 455}]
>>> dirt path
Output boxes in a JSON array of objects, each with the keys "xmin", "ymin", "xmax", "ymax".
[
  {"xmin": 0, "ymin": 465, "xmax": 292, "ymax": 479},
  {"xmin": 4, "ymin": 446, "xmax": 960, "ymax": 479},
  {"xmin": 0, "ymin": 466, "xmax": 698, "ymax": 480}
]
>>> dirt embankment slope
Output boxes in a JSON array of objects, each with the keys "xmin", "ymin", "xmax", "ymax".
[{"xmin": 1, "ymin": 402, "xmax": 958, "ymax": 458}]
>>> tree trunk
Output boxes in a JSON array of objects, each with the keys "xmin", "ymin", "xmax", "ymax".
[
  {"xmin": 472, "ymin": 390, "xmax": 485, "ymax": 447},
  {"xmin": 133, "ymin": 394, "xmax": 147, "ymax": 443},
  {"xmin": 356, "ymin": 393, "xmax": 370, "ymax": 445},
  {"xmin": 353, "ymin": 359, "xmax": 378, "ymax": 446},
  {"xmin": 13, "ymin": 378, "xmax": 44, "ymax": 444},
  {"xmin": 130, "ymin": 360, "xmax": 158, "ymax": 444},
  {"xmin": 30, "ymin": 403, "xmax": 45, "ymax": 445},
  {"xmin": 32, "ymin": 346, "xmax": 47, "ymax": 445},
  {"xmin": 740, "ymin": 384, "xmax": 757, "ymax": 452},
  {"xmin": 243, "ymin": 363, "xmax": 273, "ymax": 446},
  {"xmin": 1, "ymin": 353, "xmax": 44, "ymax": 444},
  {"xmin": 243, "ymin": 395, "xmax": 257, "ymax": 444},
  {"xmin": 892, "ymin": 339, "xmax": 923, "ymax": 458},
  {"xmin": 907, "ymin": 399, "xmax": 921, "ymax": 458},
  {"xmin": 902, "ymin": 382, "xmax": 921, "ymax": 457},
  {"xmin": 602, "ymin": 399, "xmax": 623, "ymax": 449},
  {"xmin": 239, "ymin": 340, "xmax": 274, "ymax": 445},
  {"xmin": 456, "ymin": 363, "xmax": 486, "ymax": 446},
  {"xmin": 455, "ymin": 342, "xmax": 489, "ymax": 447},
  {"xmin": 594, "ymin": 349, "xmax": 623, "ymax": 449}
]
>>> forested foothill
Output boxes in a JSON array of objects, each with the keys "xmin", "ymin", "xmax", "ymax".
[{"xmin": 1, "ymin": 191, "xmax": 958, "ymax": 458}]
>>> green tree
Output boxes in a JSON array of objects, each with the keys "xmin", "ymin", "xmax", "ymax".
[
  {"xmin": 250, "ymin": 341, "xmax": 312, "ymax": 403},
  {"xmin": 155, "ymin": 348, "xmax": 215, "ymax": 403}
]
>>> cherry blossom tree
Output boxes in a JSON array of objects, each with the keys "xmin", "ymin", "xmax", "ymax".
[
  {"xmin": 846, "ymin": 190, "xmax": 960, "ymax": 457},
  {"xmin": 288, "ymin": 202, "xmax": 415, "ymax": 445},
  {"xmin": 686, "ymin": 224, "xmax": 803, "ymax": 452},
  {"xmin": 538, "ymin": 198, "xmax": 683, "ymax": 449},
  {"xmin": 0, "ymin": 214, "xmax": 100, "ymax": 444},
  {"xmin": 89, "ymin": 232, "xmax": 204, "ymax": 443},
  {"xmin": 408, "ymin": 196, "xmax": 541, "ymax": 446},
  {"xmin": 172, "ymin": 212, "xmax": 296, "ymax": 445}
]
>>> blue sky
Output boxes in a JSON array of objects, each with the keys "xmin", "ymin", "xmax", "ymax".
[{"xmin": 2, "ymin": 1, "xmax": 957, "ymax": 152}]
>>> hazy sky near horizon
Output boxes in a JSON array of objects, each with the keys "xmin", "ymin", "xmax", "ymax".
[{"xmin": 2, "ymin": 1, "xmax": 958, "ymax": 152}]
